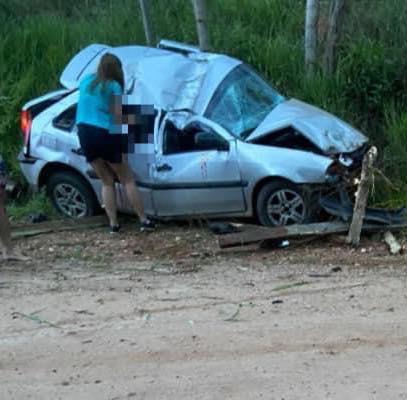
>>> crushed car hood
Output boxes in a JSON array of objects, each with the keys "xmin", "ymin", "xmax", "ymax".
[{"xmin": 246, "ymin": 99, "xmax": 368, "ymax": 154}]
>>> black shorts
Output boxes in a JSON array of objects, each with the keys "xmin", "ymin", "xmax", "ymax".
[{"xmin": 77, "ymin": 124, "xmax": 128, "ymax": 164}]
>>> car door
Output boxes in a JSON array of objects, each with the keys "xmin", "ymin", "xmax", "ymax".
[
  {"xmin": 122, "ymin": 108, "xmax": 162, "ymax": 216},
  {"xmin": 152, "ymin": 115, "xmax": 246, "ymax": 217}
]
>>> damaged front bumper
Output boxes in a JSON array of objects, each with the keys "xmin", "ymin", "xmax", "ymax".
[{"xmin": 320, "ymin": 192, "xmax": 407, "ymax": 225}]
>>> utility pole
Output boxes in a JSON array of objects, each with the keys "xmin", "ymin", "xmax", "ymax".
[
  {"xmin": 139, "ymin": 0, "xmax": 154, "ymax": 46},
  {"xmin": 192, "ymin": 0, "xmax": 210, "ymax": 51},
  {"xmin": 323, "ymin": 0, "xmax": 347, "ymax": 74}
]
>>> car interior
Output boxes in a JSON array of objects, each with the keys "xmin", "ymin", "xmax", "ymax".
[
  {"xmin": 53, "ymin": 105, "xmax": 77, "ymax": 132},
  {"xmin": 163, "ymin": 121, "xmax": 227, "ymax": 155}
]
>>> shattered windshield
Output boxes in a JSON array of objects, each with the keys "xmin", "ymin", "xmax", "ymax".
[{"xmin": 204, "ymin": 64, "xmax": 285, "ymax": 139}]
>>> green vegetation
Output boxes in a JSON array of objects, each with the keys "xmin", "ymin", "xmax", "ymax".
[
  {"xmin": 1, "ymin": 0, "xmax": 406, "ymax": 205},
  {"xmin": 7, "ymin": 190, "xmax": 58, "ymax": 221}
]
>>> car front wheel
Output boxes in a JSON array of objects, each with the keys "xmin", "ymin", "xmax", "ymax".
[
  {"xmin": 256, "ymin": 180, "xmax": 308, "ymax": 227},
  {"xmin": 46, "ymin": 171, "xmax": 99, "ymax": 218}
]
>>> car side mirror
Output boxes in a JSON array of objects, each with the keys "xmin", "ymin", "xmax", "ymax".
[{"xmin": 195, "ymin": 131, "xmax": 229, "ymax": 151}]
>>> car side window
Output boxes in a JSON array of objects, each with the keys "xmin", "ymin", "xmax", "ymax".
[
  {"xmin": 163, "ymin": 121, "xmax": 227, "ymax": 155},
  {"xmin": 53, "ymin": 105, "xmax": 77, "ymax": 132}
]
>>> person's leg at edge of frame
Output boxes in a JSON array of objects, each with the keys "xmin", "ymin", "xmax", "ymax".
[
  {"xmin": 90, "ymin": 159, "xmax": 119, "ymax": 228},
  {"xmin": 0, "ymin": 186, "xmax": 12, "ymax": 255},
  {"xmin": 108, "ymin": 155, "xmax": 149, "ymax": 224},
  {"xmin": 0, "ymin": 185, "xmax": 29, "ymax": 261}
]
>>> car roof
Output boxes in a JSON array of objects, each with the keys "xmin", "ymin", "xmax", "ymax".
[{"xmin": 60, "ymin": 42, "xmax": 241, "ymax": 113}]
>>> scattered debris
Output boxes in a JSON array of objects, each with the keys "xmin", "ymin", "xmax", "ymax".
[
  {"xmin": 320, "ymin": 194, "xmax": 407, "ymax": 225},
  {"xmin": 143, "ymin": 313, "xmax": 151, "ymax": 322},
  {"xmin": 308, "ymin": 273, "xmax": 332, "ymax": 278},
  {"xmin": 279, "ymin": 240, "xmax": 290, "ymax": 248},
  {"xmin": 384, "ymin": 231, "xmax": 402, "ymax": 255},
  {"xmin": 11, "ymin": 215, "xmax": 109, "ymax": 239},
  {"xmin": 27, "ymin": 213, "xmax": 48, "ymax": 224},
  {"xmin": 272, "ymin": 299, "xmax": 283, "ymax": 304},
  {"xmin": 208, "ymin": 221, "xmax": 241, "ymax": 235},
  {"xmin": 12, "ymin": 311, "xmax": 59, "ymax": 329},
  {"xmin": 259, "ymin": 239, "xmax": 290, "ymax": 249},
  {"xmin": 218, "ymin": 221, "xmax": 407, "ymax": 249},
  {"xmin": 74, "ymin": 310, "xmax": 95, "ymax": 316},
  {"xmin": 271, "ymin": 281, "xmax": 310, "ymax": 292},
  {"xmin": 223, "ymin": 302, "xmax": 255, "ymax": 322}
]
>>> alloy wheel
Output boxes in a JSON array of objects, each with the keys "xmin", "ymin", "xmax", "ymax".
[
  {"xmin": 266, "ymin": 189, "xmax": 306, "ymax": 226},
  {"xmin": 53, "ymin": 183, "xmax": 88, "ymax": 218}
]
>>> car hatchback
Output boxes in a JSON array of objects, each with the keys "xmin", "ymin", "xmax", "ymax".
[{"xmin": 19, "ymin": 40, "xmax": 368, "ymax": 226}]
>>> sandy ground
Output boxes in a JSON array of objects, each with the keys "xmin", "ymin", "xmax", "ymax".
[{"xmin": 1, "ymin": 222, "xmax": 407, "ymax": 400}]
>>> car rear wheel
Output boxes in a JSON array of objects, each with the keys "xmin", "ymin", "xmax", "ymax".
[
  {"xmin": 46, "ymin": 171, "xmax": 99, "ymax": 218},
  {"xmin": 256, "ymin": 180, "xmax": 308, "ymax": 227}
]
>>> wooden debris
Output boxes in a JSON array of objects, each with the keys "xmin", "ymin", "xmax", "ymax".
[
  {"xmin": 11, "ymin": 215, "xmax": 108, "ymax": 239},
  {"xmin": 218, "ymin": 221, "xmax": 407, "ymax": 249},
  {"xmin": 346, "ymin": 146, "xmax": 378, "ymax": 246},
  {"xmin": 383, "ymin": 231, "xmax": 402, "ymax": 255},
  {"xmin": 219, "ymin": 222, "xmax": 347, "ymax": 248}
]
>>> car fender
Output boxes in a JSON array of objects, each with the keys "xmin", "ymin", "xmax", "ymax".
[{"xmin": 236, "ymin": 141, "xmax": 333, "ymax": 188}]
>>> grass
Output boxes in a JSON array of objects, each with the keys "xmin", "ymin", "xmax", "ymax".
[
  {"xmin": 1, "ymin": 0, "xmax": 406, "ymax": 207},
  {"xmin": 7, "ymin": 190, "xmax": 59, "ymax": 222}
]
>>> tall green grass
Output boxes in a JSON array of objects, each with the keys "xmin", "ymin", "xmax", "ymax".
[{"xmin": 1, "ymin": 0, "xmax": 406, "ymax": 204}]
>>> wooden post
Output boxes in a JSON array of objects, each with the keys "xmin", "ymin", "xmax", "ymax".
[
  {"xmin": 305, "ymin": 0, "xmax": 320, "ymax": 77},
  {"xmin": 139, "ymin": 0, "xmax": 154, "ymax": 46},
  {"xmin": 323, "ymin": 0, "xmax": 346, "ymax": 74},
  {"xmin": 192, "ymin": 0, "xmax": 210, "ymax": 51},
  {"xmin": 346, "ymin": 146, "xmax": 378, "ymax": 246}
]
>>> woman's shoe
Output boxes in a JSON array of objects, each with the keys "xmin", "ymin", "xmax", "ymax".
[{"xmin": 109, "ymin": 224, "xmax": 121, "ymax": 234}]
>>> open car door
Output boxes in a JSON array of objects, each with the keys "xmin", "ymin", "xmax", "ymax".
[
  {"xmin": 152, "ymin": 115, "xmax": 246, "ymax": 217},
  {"xmin": 116, "ymin": 108, "xmax": 162, "ymax": 216}
]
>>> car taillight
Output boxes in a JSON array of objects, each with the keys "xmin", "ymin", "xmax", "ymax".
[{"xmin": 20, "ymin": 110, "xmax": 32, "ymax": 148}]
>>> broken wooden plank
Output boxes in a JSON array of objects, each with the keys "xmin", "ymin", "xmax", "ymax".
[
  {"xmin": 11, "ymin": 223, "xmax": 107, "ymax": 239},
  {"xmin": 346, "ymin": 146, "xmax": 378, "ymax": 246},
  {"xmin": 218, "ymin": 221, "xmax": 407, "ymax": 249},
  {"xmin": 383, "ymin": 231, "xmax": 402, "ymax": 255},
  {"xmin": 219, "ymin": 222, "xmax": 349, "ymax": 248},
  {"xmin": 11, "ymin": 215, "xmax": 109, "ymax": 239}
]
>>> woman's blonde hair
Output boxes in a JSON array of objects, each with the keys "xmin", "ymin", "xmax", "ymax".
[{"xmin": 90, "ymin": 53, "xmax": 124, "ymax": 92}]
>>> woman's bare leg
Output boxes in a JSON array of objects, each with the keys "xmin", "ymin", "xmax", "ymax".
[
  {"xmin": 91, "ymin": 159, "xmax": 119, "ymax": 227},
  {"xmin": 108, "ymin": 156, "xmax": 147, "ymax": 222},
  {"xmin": 0, "ymin": 187, "xmax": 29, "ymax": 261},
  {"xmin": 0, "ymin": 188, "xmax": 12, "ymax": 256}
]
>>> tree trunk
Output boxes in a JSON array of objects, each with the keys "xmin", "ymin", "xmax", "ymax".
[
  {"xmin": 139, "ymin": 0, "xmax": 154, "ymax": 46},
  {"xmin": 346, "ymin": 147, "xmax": 378, "ymax": 247},
  {"xmin": 305, "ymin": 0, "xmax": 320, "ymax": 77},
  {"xmin": 323, "ymin": 0, "xmax": 346, "ymax": 74},
  {"xmin": 192, "ymin": 0, "xmax": 210, "ymax": 51}
]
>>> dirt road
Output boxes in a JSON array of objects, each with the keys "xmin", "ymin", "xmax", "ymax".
[{"xmin": 1, "ymin": 224, "xmax": 407, "ymax": 399}]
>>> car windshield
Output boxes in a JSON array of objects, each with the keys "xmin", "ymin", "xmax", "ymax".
[{"xmin": 204, "ymin": 64, "xmax": 285, "ymax": 139}]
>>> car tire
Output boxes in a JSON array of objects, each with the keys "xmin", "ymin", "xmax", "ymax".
[
  {"xmin": 256, "ymin": 180, "xmax": 309, "ymax": 227},
  {"xmin": 46, "ymin": 171, "xmax": 99, "ymax": 218}
]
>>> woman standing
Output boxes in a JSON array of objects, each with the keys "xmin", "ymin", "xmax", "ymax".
[{"xmin": 76, "ymin": 53, "xmax": 154, "ymax": 233}]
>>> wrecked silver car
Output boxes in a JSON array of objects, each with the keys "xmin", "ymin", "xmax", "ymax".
[{"xmin": 18, "ymin": 40, "xmax": 368, "ymax": 226}]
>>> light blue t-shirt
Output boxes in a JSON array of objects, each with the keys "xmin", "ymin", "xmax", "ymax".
[{"xmin": 76, "ymin": 73, "xmax": 123, "ymax": 131}]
